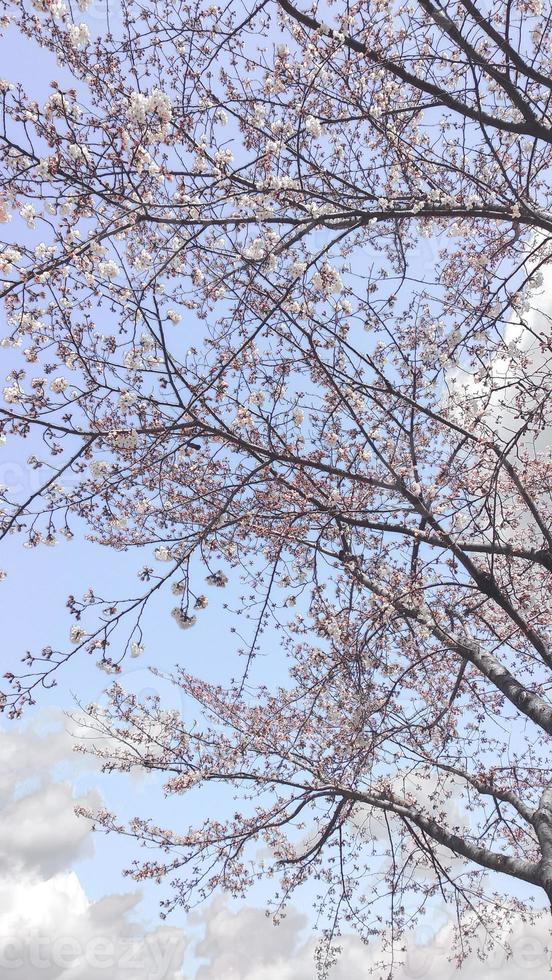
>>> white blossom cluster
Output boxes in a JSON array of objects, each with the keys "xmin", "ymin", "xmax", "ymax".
[
  {"xmin": 128, "ymin": 88, "xmax": 172, "ymax": 138},
  {"xmin": 304, "ymin": 115, "xmax": 323, "ymax": 138},
  {"xmin": 3, "ymin": 383, "xmax": 23, "ymax": 404},
  {"xmin": 0, "ymin": 247, "xmax": 21, "ymax": 272},
  {"xmin": 98, "ymin": 259, "xmax": 120, "ymax": 279},
  {"xmin": 155, "ymin": 546, "xmax": 173, "ymax": 561},
  {"xmin": 89, "ymin": 460, "xmax": 111, "ymax": 478},
  {"xmin": 108, "ymin": 429, "xmax": 139, "ymax": 450},
  {"xmin": 19, "ymin": 204, "xmax": 36, "ymax": 228},
  {"xmin": 311, "ymin": 261, "xmax": 343, "ymax": 296},
  {"xmin": 171, "ymin": 608, "xmax": 197, "ymax": 630},
  {"xmin": 32, "ymin": 0, "xmax": 66, "ymax": 15},
  {"xmin": 67, "ymin": 22, "xmax": 90, "ymax": 48}
]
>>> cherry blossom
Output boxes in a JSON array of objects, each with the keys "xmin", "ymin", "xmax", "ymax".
[{"xmin": 2, "ymin": 0, "xmax": 552, "ymax": 974}]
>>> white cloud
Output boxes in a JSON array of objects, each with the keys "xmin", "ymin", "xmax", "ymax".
[
  {"xmin": 191, "ymin": 897, "xmax": 550, "ymax": 980},
  {"xmin": 193, "ymin": 900, "xmax": 312, "ymax": 980},
  {"xmin": 0, "ymin": 780, "xmax": 98, "ymax": 876},
  {"xmin": 0, "ymin": 714, "xmax": 187, "ymax": 979},
  {"xmin": 0, "ymin": 873, "xmax": 186, "ymax": 979},
  {"xmin": 0, "ymin": 713, "xmax": 75, "ymax": 802},
  {"xmin": 446, "ymin": 248, "xmax": 552, "ymax": 454}
]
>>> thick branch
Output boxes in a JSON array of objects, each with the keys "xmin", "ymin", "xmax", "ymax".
[{"xmin": 277, "ymin": 0, "xmax": 552, "ymax": 142}]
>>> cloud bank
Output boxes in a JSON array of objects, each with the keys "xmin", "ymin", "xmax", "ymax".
[{"xmin": 0, "ymin": 715, "xmax": 186, "ymax": 979}]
